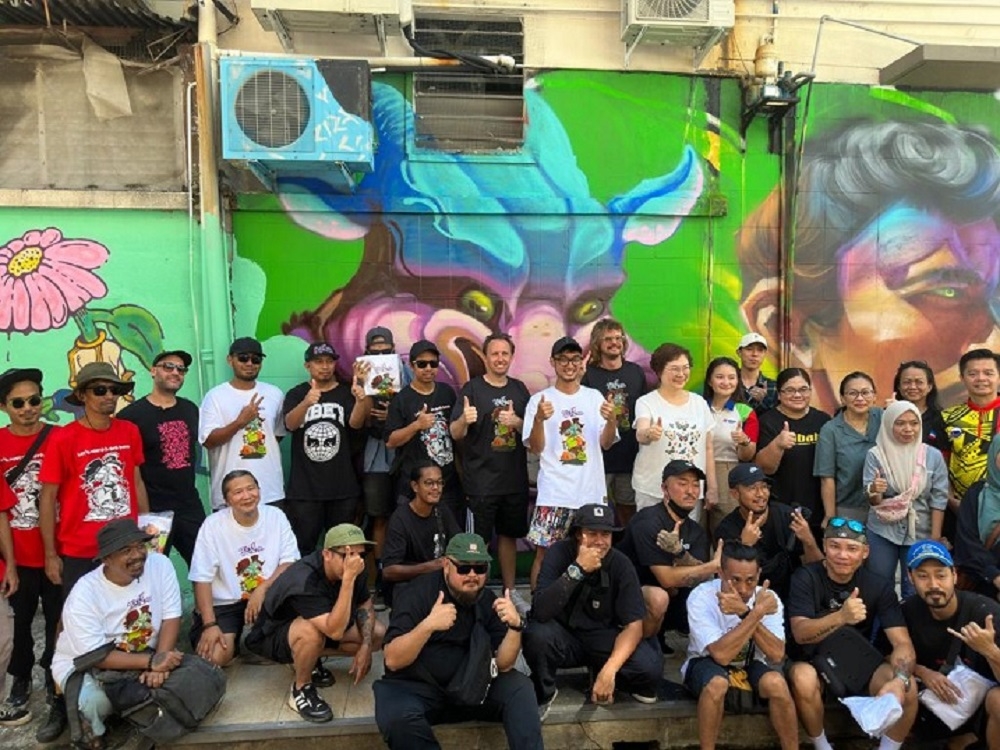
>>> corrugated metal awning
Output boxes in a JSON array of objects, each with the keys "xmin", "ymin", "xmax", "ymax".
[{"xmin": 0, "ymin": 0, "xmax": 194, "ymax": 30}]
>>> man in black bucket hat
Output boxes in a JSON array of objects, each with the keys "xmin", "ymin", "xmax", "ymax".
[{"xmin": 523, "ymin": 503, "xmax": 661, "ymax": 718}]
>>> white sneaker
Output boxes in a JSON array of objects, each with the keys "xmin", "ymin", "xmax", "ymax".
[{"xmin": 538, "ymin": 688, "xmax": 558, "ymax": 723}]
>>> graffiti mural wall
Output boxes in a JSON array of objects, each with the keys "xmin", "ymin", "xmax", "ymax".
[
  {"xmin": 0, "ymin": 210, "xmax": 199, "ymax": 422},
  {"xmin": 224, "ymin": 72, "xmax": 1000, "ymax": 413}
]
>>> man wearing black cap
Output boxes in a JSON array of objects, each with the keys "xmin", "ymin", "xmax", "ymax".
[
  {"xmin": 39, "ymin": 362, "xmax": 148, "ymax": 594},
  {"xmin": 119, "ymin": 351, "xmax": 205, "ymax": 567},
  {"xmin": 714, "ymin": 463, "xmax": 822, "ymax": 601},
  {"xmin": 785, "ymin": 518, "xmax": 917, "ymax": 750},
  {"xmin": 386, "ymin": 339, "xmax": 461, "ymax": 516},
  {"xmin": 524, "ymin": 503, "xmax": 660, "ymax": 716},
  {"xmin": 523, "ymin": 336, "xmax": 618, "ymax": 590},
  {"xmin": 618, "ymin": 460, "xmax": 722, "ymax": 641},
  {"xmin": 0, "ymin": 367, "xmax": 60, "ymax": 718},
  {"xmin": 282, "ymin": 342, "xmax": 372, "ymax": 554},
  {"xmin": 199, "ymin": 337, "xmax": 286, "ymax": 511}
]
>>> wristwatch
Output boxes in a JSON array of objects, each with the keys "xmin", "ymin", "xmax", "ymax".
[
  {"xmin": 893, "ymin": 670, "xmax": 911, "ymax": 690},
  {"xmin": 566, "ymin": 564, "xmax": 584, "ymax": 581}
]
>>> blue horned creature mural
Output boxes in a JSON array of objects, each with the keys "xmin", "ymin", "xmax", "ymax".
[{"xmin": 272, "ymin": 77, "xmax": 706, "ymax": 391}]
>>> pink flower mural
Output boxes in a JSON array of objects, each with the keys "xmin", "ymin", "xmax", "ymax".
[{"xmin": 0, "ymin": 227, "xmax": 109, "ymax": 332}]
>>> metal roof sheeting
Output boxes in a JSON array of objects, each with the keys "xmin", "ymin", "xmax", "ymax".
[{"xmin": 0, "ymin": 0, "xmax": 194, "ymax": 30}]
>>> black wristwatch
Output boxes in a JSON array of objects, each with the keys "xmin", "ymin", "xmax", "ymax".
[
  {"xmin": 507, "ymin": 617, "xmax": 524, "ymax": 632},
  {"xmin": 566, "ymin": 563, "xmax": 584, "ymax": 581}
]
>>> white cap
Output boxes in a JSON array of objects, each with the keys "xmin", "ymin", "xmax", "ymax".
[{"xmin": 737, "ymin": 333, "xmax": 768, "ymax": 350}]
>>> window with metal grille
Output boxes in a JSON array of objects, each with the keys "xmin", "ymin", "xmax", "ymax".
[{"xmin": 412, "ymin": 17, "xmax": 524, "ymax": 154}]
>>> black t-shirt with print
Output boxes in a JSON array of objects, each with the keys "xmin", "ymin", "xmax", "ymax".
[
  {"xmin": 386, "ymin": 382, "xmax": 459, "ymax": 494},
  {"xmin": 283, "ymin": 382, "xmax": 360, "ymax": 501},
  {"xmin": 756, "ymin": 407, "xmax": 830, "ymax": 517},
  {"xmin": 382, "ymin": 503, "xmax": 462, "ymax": 569},
  {"xmin": 617, "ymin": 502, "xmax": 709, "ymax": 588},
  {"xmin": 581, "ymin": 362, "xmax": 647, "ymax": 474},
  {"xmin": 451, "ymin": 376, "xmax": 530, "ymax": 496}
]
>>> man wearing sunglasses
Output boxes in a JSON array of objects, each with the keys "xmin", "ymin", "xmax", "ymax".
[
  {"xmin": 386, "ymin": 340, "xmax": 462, "ymax": 518},
  {"xmin": 786, "ymin": 518, "xmax": 918, "ymax": 750},
  {"xmin": 199, "ymin": 337, "xmax": 286, "ymax": 512},
  {"xmin": 0, "ymin": 368, "xmax": 60, "ymax": 722},
  {"xmin": 119, "ymin": 350, "xmax": 205, "ymax": 567},
  {"xmin": 39, "ymin": 362, "xmax": 148, "ymax": 594},
  {"xmin": 524, "ymin": 503, "xmax": 660, "ymax": 717},
  {"xmin": 375, "ymin": 532, "xmax": 542, "ymax": 749}
]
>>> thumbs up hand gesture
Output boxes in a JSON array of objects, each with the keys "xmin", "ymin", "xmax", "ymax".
[
  {"xmin": 536, "ymin": 394, "xmax": 555, "ymax": 422},
  {"xmin": 753, "ymin": 580, "xmax": 778, "ymax": 616},
  {"xmin": 415, "ymin": 403, "xmax": 436, "ymax": 430},
  {"xmin": 600, "ymin": 392, "xmax": 616, "ymax": 422},
  {"xmin": 869, "ymin": 468, "xmax": 888, "ymax": 497},
  {"xmin": 427, "ymin": 591, "xmax": 458, "ymax": 632},
  {"xmin": 841, "ymin": 587, "xmax": 867, "ymax": 625},
  {"xmin": 462, "ymin": 396, "xmax": 479, "ymax": 425},
  {"xmin": 776, "ymin": 420, "xmax": 796, "ymax": 450},
  {"xmin": 647, "ymin": 417, "xmax": 664, "ymax": 443},
  {"xmin": 498, "ymin": 400, "xmax": 519, "ymax": 427}
]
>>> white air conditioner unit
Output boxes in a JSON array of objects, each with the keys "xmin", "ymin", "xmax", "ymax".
[
  {"xmin": 251, "ymin": 0, "xmax": 413, "ymax": 50},
  {"xmin": 622, "ymin": 0, "xmax": 735, "ymax": 50}
]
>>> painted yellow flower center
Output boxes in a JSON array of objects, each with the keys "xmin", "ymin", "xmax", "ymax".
[{"xmin": 7, "ymin": 246, "xmax": 43, "ymax": 277}]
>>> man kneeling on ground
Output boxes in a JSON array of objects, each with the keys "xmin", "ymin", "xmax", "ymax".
[
  {"xmin": 374, "ymin": 533, "xmax": 542, "ymax": 749},
  {"xmin": 51, "ymin": 519, "xmax": 224, "ymax": 749},
  {"xmin": 524, "ymin": 503, "xmax": 661, "ymax": 719},
  {"xmin": 683, "ymin": 541, "xmax": 797, "ymax": 750},
  {"xmin": 244, "ymin": 523, "xmax": 385, "ymax": 724}
]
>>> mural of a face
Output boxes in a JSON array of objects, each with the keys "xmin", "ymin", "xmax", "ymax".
[
  {"xmin": 275, "ymin": 78, "xmax": 704, "ymax": 392},
  {"xmin": 739, "ymin": 119, "xmax": 1000, "ymax": 411}
]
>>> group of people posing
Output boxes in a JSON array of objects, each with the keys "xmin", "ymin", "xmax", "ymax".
[{"xmin": 1, "ymin": 321, "xmax": 1000, "ymax": 750}]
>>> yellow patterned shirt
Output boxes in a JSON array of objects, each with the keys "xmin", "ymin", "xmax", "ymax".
[{"xmin": 942, "ymin": 397, "xmax": 1000, "ymax": 498}]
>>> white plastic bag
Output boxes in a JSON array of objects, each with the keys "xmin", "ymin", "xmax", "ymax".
[
  {"xmin": 919, "ymin": 663, "xmax": 996, "ymax": 731},
  {"xmin": 839, "ymin": 694, "xmax": 903, "ymax": 737}
]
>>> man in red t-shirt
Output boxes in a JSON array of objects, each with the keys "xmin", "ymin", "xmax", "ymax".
[
  {"xmin": 0, "ymin": 366, "xmax": 60, "ymax": 719},
  {"xmin": 39, "ymin": 362, "xmax": 148, "ymax": 599}
]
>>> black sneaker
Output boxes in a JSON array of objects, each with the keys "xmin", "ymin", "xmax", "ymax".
[
  {"xmin": 0, "ymin": 703, "xmax": 31, "ymax": 727},
  {"xmin": 36, "ymin": 694, "xmax": 67, "ymax": 742},
  {"xmin": 288, "ymin": 682, "xmax": 333, "ymax": 723},
  {"xmin": 311, "ymin": 660, "xmax": 336, "ymax": 688},
  {"xmin": 7, "ymin": 675, "xmax": 30, "ymax": 707}
]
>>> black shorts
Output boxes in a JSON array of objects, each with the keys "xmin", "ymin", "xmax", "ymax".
[
  {"xmin": 189, "ymin": 601, "xmax": 247, "ymax": 652},
  {"xmin": 684, "ymin": 656, "xmax": 777, "ymax": 696},
  {"xmin": 468, "ymin": 493, "xmax": 529, "ymax": 539},
  {"xmin": 363, "ymin": 473, "xmax": 397, "ymax": 518},
  {"xmin": 244, "ymin": 619, "xmax": 341, "ymax": 665}
]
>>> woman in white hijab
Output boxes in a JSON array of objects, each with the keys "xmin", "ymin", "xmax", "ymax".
[{"xmin": 862, "ymin": 400, "xmax": 949, "ymax": 597}]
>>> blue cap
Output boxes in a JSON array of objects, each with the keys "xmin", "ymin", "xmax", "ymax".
[
  {"xmin": 728, "ymin": 463, "xmax": 769, "ymax": 488},
  {"xmin": 906, "ymin": 539, "xmax": 954, "ymax": 570}
]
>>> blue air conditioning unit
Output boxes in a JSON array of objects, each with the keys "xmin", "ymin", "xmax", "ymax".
[{"xmin": 220, "ymin": 56, "xmax": 374, "ymax": 192}]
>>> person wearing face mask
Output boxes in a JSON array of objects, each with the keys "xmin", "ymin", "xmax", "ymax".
[{"xmin": 862, "ymin": 401, "xmax": 949, "ymax": 599}]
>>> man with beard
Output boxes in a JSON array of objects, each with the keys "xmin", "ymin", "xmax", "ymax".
[
  {"xmin": 283, "ymin": 342, "xmax": 371, "ymax": 554},
  {"xmin": 450, "ymin": 333, "xmax": 530, "ymax": 602},
  {"xmin": 199, "ymin": 337, "xmax": 286, "ymax": 511},
  {"xmin": 618, "ymin": 460, "xmax": 722, "ymax": 643},
  {"xmin": 524, "ymin": 504, "xmax": 660, "ymax": 718},
  {"xmin": 382, "ymin": 462, "xmax": 461, "ymax": 607},
  {"xmin": 40, "ymin": 362, "xmax": 148, "ymax": 595},
  {"xmin": 50, "ymin": 519, "xmax": 190, "ymax": 748},
  {"xmin": 119, "ymin": 350, "xmax": 204, "ymax": 567},
  {"xmin": 386, "ymin": 340, "xmax": 462, "ymax": 518},
  {"xmin": 786, "ymin": 519, "xmax": 917, "ymax": 750},
  {"xmin": 0, "ymin": 368, "xmax": 59, "ymax": 723},
  {"xmin": 582, "ymin": 319, "xmax": 648, "ymax": 528},
  {"xmin": 714, "ymin": 463, "xmax": 822, "ymax": 601},
  {"xmin": 374, "ymin": 533, "xmax": 541, "ymax": 749},
  {"xmin": 903, "ymin": 540, "xmax": 1000, "ymax": 749}
]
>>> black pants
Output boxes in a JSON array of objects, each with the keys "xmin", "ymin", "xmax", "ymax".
[
  {"xmin": 163, "ymin": 511, "xmax": 205, "ymax": 567},
  {"xmin": 61, "ymin": 556, "xmax": 100, "ymax": 598},
  {"xmin": 284, "ymin": 498, "xmax": 360, "ymax": 556},
  {"xmin": 522, "ymin": 618, "xmax": 662, "ymax": 701},
  {"xmin": 8, "ymin": 565, "xmax": 62, "ymax": 679},
  {"xmin": 373, "ymin": 671, "xmax": 543, "ymax": 750}
]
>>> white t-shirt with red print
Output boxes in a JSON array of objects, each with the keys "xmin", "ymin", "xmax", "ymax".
[
  {"xmin": 188, "ymin": 504, "xmax": 299, "ymax": 606},
  {"xmin": 51, "ymin": 552, "xmax": 181, "ymax": 690}
]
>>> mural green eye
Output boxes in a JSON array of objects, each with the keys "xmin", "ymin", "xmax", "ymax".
[
  {"xmin": 459, "ymin": 289, "xmax": 496, "ymax": 322},
  {"xmin": 934, "ymin": 287, "xmax": 957, "ymax": 299},
  {"xmin": 571, "ymin": 298, "xmax": 605, "ymax": 324}
]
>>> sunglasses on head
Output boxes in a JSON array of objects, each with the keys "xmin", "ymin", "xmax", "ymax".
[
  {"xmin": 157, "ymin": 362, "xmax": 188, "ymax": 373},
  {"xmin": 236, "ymin": 353, "xmax": 263, "ymax": 365},
  {"xmin": 7, "ymin": 395, "xmax": 41, "ymax": 409},
  {"xmin": 87, "ymin": 384, "xmax": 131, "ymax": 397},
  {"xmin": 413, "ymin": 360, "xmax": 439, "ymax": 369},
  {"xmin": 452, "ymin": 561, "xmax": 489, "ymax": 575},
  {"xmin": 828, "ymin": 517, "xmax": 866, "ymax": 534}
]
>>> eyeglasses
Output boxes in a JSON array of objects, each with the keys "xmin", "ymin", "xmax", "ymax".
[
  {"xmin": 86, "ymin": 384, "xmax": 132, "ymax": 397},
  {"xmin": 157, "ymin": 362, "xmax": 189, "ymax": 373},
  {"xmin": 664, "ymin": 365, "xmax": 692, "ymax": 374},
  {"xmin": 420, "ymin": 479, "xmax": 445, "ymax": 488},
  {"xmin": 554, "ymin": 357, "xmax": 583, "ymax": 365},
  {"xmin": 602, "ymin": 335, "xmax": 624, "ymax": 343},
  {"xmin": 236, "ymin": 354, "xmax": 263, "ymax": 365},
  {"xmin": 780, "ymin": 386, "xmax": 812, "ymax": 396},
  {"xmin": 828, "ymin": 517, "xmax": 866, "ymax": 534},
  {"xmin": 845, "ymin": 389, "xmax": 875, "ymax": 400},
  {"xmin": 452, "ymin": 561, "xmax": 489, "ymax": 575},
  {"xmin": 413, "ymin": 360, "xmax": 439, "ymax": 369},
  {"xmin": 7, "ymin": 395, "xmax": 41, "ymax": 409}
]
